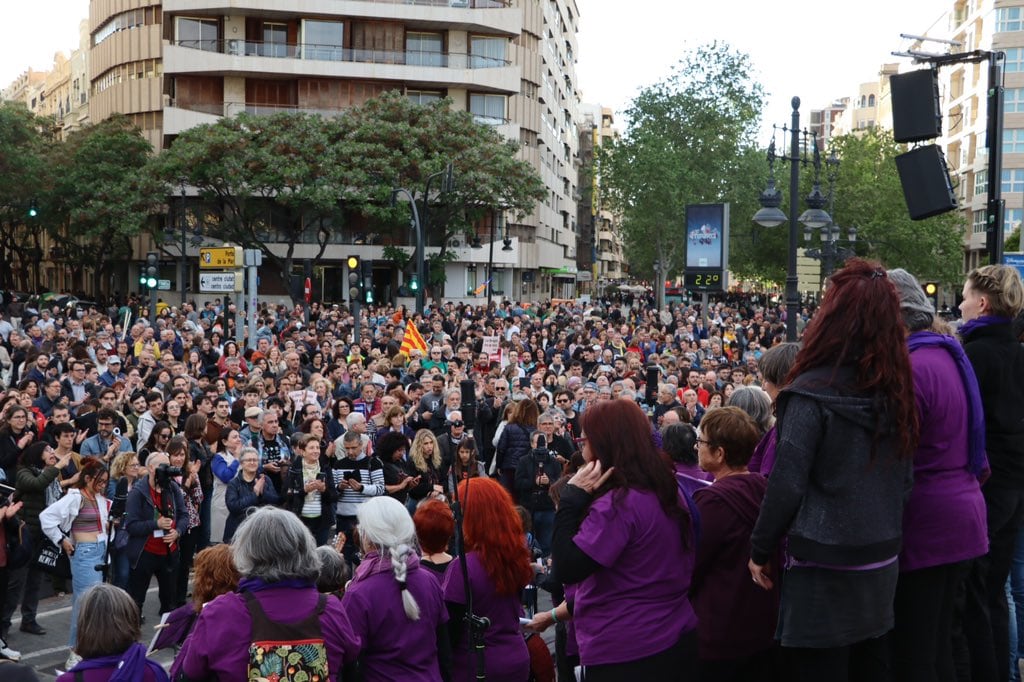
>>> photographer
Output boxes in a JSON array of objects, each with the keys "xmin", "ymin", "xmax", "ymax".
[
  {"xmin": 514, "ymin": 430, "xmax": 562, "ymax": 558},
  {"xmin": 0, "ymin": 487, "xmax": 24, "ymax": 662},
  {"xmin": 124, "ymin": 451, "xmax": 189, "ymax": 619}
]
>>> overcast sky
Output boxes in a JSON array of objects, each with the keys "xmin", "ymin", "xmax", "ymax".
[{"xmin": 3, "ymin": 0, "xmax": 951, "ymax": 140}]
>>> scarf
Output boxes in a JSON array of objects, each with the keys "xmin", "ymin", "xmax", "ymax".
[
  {"xmin": 237, "ymin": 577, "xmax": 314, "ymax": 593},
  {"xmin": 907, "ymin": 331, "xmax": 989, "ymax": 479},
  {"xmin": 959, "ymin": 315, "xmax": 1013, "ymax": 339},
  {"xmin": 351, "ymin": 549, "xmax": 420, "ymax": 584},
  {"xmin": 70, "ymin": 642, "xmax": 169, "ymax": 682}
]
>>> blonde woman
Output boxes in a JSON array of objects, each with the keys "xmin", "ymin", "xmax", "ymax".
[{"xmin": 407, "ymin": 429, "xmax": 444, "ymax": 511}]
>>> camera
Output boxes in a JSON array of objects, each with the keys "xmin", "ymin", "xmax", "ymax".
[
  {"xmin": 153, "ymin": 463, "xmax": 183, "ymax": 489},
  {"xmin": 113, "ymin": 427, "xmax": 121, "ymax": 437}
]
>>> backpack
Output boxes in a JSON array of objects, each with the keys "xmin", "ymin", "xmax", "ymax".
[{"xmin": 242, "ymin": 591, "xmax": 329, "ymax": 682}]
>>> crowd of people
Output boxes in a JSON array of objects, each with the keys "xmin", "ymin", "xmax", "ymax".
[{"xmin": 0, "ymin": 260, "xmax": 1021, "ymax": 681}]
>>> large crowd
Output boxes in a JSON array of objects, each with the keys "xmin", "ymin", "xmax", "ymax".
[{"xmin": 0, "ymin": 261, "xmax": 1021, "ymax": 682}]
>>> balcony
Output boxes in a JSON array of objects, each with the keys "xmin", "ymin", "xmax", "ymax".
[{"xmin": 165, "ymin": 40, "xmax": 520, "ymax": 94}]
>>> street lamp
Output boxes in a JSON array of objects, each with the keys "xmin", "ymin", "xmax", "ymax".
[
  {"xmin": 752, "ymin": 96, "xmax": 831, "ymax": 342},
  {"xmin": 392, "ymin": 163, "xmax": 454, "ymax": 315},
  {"xmin": 471, "ymin": 210, "xmax": 512, "ymax": 308},
  {"xmin": 802, "ymin": 153, "xmax": 856, "ymax": 282}
]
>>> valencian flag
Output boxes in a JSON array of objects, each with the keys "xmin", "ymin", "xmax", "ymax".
[
  {"xmin": 400, "ymin": 319, "xmax": 428, "ymax": 356},
  {"xmin": 472, "ymin": 277, "xmax": 492, "ymax": 297}
]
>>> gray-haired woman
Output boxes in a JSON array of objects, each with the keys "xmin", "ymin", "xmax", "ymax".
[
  {"xmin": 341, "ymin": 496, "xmax": 450, "ymax": 681},
  {"xmin": 172, "ymin": 507, "xmax": 360, "ymax": 680},
  {"xmin": 223, "ymin": 447, "xmax": 279, "ymax": 543}
]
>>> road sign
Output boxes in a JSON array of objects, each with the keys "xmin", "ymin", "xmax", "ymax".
[
  {"xmin": 199, "ymin": 246, "xmax": 242, "ymax": 269},
  {"xmin": 1006, "ymin": 253, "xmax": 1024, "ymax": 279},
  {"xmin": 199, "ymin": 271, "xmax": 243, "ymax": 293},
  {"xmin": 157, "ymin": 279, "xmax": 172, "ymax": 291}
]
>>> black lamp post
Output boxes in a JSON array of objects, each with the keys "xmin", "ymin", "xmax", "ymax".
[
  {"xmin": 393, "ymin": 163, "xmax": 454, "ymax": 315},
  {"xmin": 803, "ymin": 153, "xmax": 856, "ymax": 282},
  {"xmin": 753, "ymin": 97, "xmax": 831, "ymax": 342},
  {"xmin": 472, "ymin": 210, "xmax": 512, "ymax": 308}
]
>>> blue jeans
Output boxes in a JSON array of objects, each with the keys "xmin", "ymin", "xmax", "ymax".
[
  {"xmin": 532, "ymin": 509, "xmax": 555, "ymax": 558},
  {"xmin": 112, "ymin": 547, "xmax": 130, "ymax": 591},
  {"xmin": 69, "ymin": 541, "xmax": 106, "ymax": 648}
]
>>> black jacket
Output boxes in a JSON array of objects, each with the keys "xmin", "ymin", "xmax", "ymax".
[
  {"xmin": 124, "ymin": 476, "xmax": 190, "ymax": 568},
  {"xmin": 284, "ymin": 454, "xmax": 338, "ymax": 531},
  {"xmin": 514, "ymin": 451, "xmax": 562, "ymax": 512}
]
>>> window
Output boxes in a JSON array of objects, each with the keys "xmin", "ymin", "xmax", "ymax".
[
  {"xmin": 1008, "ymin": 48, "xmax": 1024, "ymax": 73},
  {"xmin": 1003, "ymin": 169, "xmax": 1024, "ymax": 193},
  {"xmin": 302, "ymin": 20, "xmax": 343, "ymax": 61},
  {"xmin": 1006, "ymin": 207, "xmax": 1023, "ymax": 230},
  {"xmin": 407, "ymin": 90, "xmax": 443, "ymax": 105},
  {"xmin": 973, "ymin": 210, "xmax": 986, "ymax": 234},
  {"xmin": 975, "ymin": 169, "xmax": 988, "ymax": 195},
  {"xmin": 868, "ymin": 94, "xmax": 876, "ymax": 107},
  {"xmin": 997, "ymin": 7, "xmax": 1024, "ymax": 32},
  {"xmin": 177, "ymin": 18, "xmax": 219, "ymax": 52},
  {"xmin": 470, "ymin": 36, "xmax": 506, "ymax": 68},
  {"xmin": 261, "ymin": 23, "xmax": 288, "ymax": 58},
  {"xmin": 1007, "ymin": 88, "xmax": 1024, "ymax": 114},
  {"xmin": 406, "ymin": 32, "xmax": 444, "ymax": 67},
  {"xmin": 466, "ymin": 267, "xmax": 478, "ymax": 293},
  {"xmin": 1005, "ymin": 129, "xmax": 1024, "ymax": 154},
  {"xmin": 470, "ymin": 94, "xmax": 506, "ymax": 124}
]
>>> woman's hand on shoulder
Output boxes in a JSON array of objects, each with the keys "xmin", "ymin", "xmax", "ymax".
[{"xmin": 567, "ymin": 460, "xmax": 613, "ymax": 494}]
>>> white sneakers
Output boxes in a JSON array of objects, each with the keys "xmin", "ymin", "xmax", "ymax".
[
  {"xmin": 65, "ymin": 651, "xmax": 82, "ymax": 670},
  {"xmin": 0, "ymin": 642, "xmax": 21, "ymax": 661}
]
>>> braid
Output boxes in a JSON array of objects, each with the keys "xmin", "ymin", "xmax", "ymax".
[{"xmin": 391, "ymin": 543, "xmax": 420, "ymax": 621}]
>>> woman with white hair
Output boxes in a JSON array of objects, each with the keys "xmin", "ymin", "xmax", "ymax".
[
  {"xmin": 172, "ymin": 507, "xmax": 360, "ymax": 681},
  {"xmin": 341, "ymin": 496, "xmax": 450, "ymax": 681}
]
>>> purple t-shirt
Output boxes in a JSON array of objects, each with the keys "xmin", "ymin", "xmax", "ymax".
[
  {"xmin": 343, "ymin": 553, "xmax": 448, "ymax": 682},
  {"xmin": 443, "ymin": 552, "xmax": 529, "ymax": 682},
  {"xmin": 572, "ymin": 487, "xmax": 697, "ymax": 666}
]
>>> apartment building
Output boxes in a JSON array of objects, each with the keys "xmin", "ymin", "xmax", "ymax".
[
  {"xmin": 76, "ymin": 0, "xmax": 583, "ymax": 303},
  {"xmin": 577, "ymin": 103, "xmax": 624, "ymax": 292}
]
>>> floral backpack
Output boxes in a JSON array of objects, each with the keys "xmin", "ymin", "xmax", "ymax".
[{"xmin": 242, "ymin": 591, "xmax": 329, "ymax": 682}]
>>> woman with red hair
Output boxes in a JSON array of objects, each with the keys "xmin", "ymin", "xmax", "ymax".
[
  {"xmin": 545, "ymin": 398, "xmax": 698, "ymax": 680},
  {"xmin": 443, "ymin": 477, "xmax": 533, "ymax": 682},
  {"xmin": 748, "ymin": 259, "xmax": 919, "ymax": 680}
]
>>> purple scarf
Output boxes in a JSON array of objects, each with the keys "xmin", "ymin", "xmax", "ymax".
[
  {"xmin": 237, "ymin": 577, "xmax": 314, "ymax": 592},
  {"xmin": 351, "ymin": 550, "xmax": 420, "ymax": 584},
  {"xmin": 70, "ymin": 642, "xmax": 169, "ymax": 682},
  {"xmin": 959, "ymin": 315, "xmax": 1013, "ymax": 339},
  {"xmin": 908, "ymin": 331, "xmax": 989, "ymax": 479}
]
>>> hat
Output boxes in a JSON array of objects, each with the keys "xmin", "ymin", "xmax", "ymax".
[
  {"xmin": 107, "ymin": 356, "xmax": 121, "ymax": 364},
  {"xmin": 583, "ymin": 382, "xmax": 598, "ymax": 391},
  {"xmin": 888, "ymin": 268, "xmax": 935, "ymax": 320},
  {"xmin": 566, "ymin": 376, "xmax": 582, "ymax": 389},
  {"xmin": 244, "ymin": 407, "xmax": 263, "ymax": 419}
]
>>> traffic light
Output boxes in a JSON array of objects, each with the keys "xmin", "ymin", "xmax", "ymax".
[
  {"xmin": 27, "ymin": 199, "xmax": 38, "ymax": 218},
  {"xmin": 923, "ymin": 281, "xmax": 939, "ymax": 311},
  {"xmin": 140, "ymin": 252, "xmax": 159, "ymax": 289},
  {"xmin": 361, "ymin": 260, "xmax": 374, "ymax": 304},
  {"xmin": 347, "ymin": 255, "xmax": 361, "ymax": 303}
]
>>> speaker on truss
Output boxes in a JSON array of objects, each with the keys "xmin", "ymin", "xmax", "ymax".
[
  {"xmin": 895, "ymin": 144, "xmax": 958, "ymax": 220},
  {"xmin": 891, "ymin": 69, "xmax": 942, "ymax": 143}
]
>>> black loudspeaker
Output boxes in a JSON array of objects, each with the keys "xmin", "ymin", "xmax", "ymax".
[
  {"xmin": 644, "ymin": 366, "xmax": 660, "ymax": 405},
  {"xmin": 460, "ymin": 379, "xmax": 477, "ymax": 430},
  {"xmin": 891, "ymin": 69, "xmax": 942, "ymax": 143},
  {"xmin": 895, "ymin": 144, "xmax": 958, "ymax": 221}
]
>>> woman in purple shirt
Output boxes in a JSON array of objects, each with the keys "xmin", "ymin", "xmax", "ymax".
[
  {"xmin": 343, "ymin": 496, "xmax": 450, "ymax": 681},
  {"xmin": 550, "ymin": 399, "xmax": 697, "ymax": 680},
  {"xmin": 443, "ymin": 477, "xmax": 534, "ymax": 682}
]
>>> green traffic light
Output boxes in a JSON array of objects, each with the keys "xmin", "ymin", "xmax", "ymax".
[
  {"xmin": 409, "ymin": 278, "xmax": 419, "ymax": 291},
  {"xmin": 147, "ymin": 277, "xmax": 157, "ymax": 288}
]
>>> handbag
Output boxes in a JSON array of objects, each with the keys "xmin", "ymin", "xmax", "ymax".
[
  {"xmin": 113, "ymin": 525, "xmax": 130, "ymax": 552},
  {"xmin": 4, "ymin": 519, "xmax": 33, "ymax": 569},
  {"xmin": 36, "ymin": 535, "xmax": 72, "ymax": 579}
]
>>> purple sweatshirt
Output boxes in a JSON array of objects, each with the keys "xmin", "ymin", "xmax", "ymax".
[{"xmin": 901, "ymin": 344, "xmax": 988, "ymax": 571}]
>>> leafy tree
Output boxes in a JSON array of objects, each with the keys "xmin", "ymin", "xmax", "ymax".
[
  {"xmin": 0, "ymin": 103, "xmax": 56, "ymax": 290},
  {"xmin": 598, "ymin": 42, "xmax": 766, "ymax": 304},
  {"xmin": 828, "ymin": 129, "xmax": 964, "ymax": 284},
  {"xmin": 1005, "ymin": 225, "xmax": 1021, "ymax": 253},
  {"xmin": 52, "ymin": 115, "xmax": 156, "ymax": 296}
]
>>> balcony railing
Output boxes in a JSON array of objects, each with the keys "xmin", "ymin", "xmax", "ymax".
[
  {"xmin": 172, "ymin": 100, "xmax": 511, "ymax": 126},
  {"xmin": 173, "ymin": 40, "xmax": 510, "ymax": 69},
  {"xmin": 345, "ymin": 0, "xmax": 509, "ymax": 7}
]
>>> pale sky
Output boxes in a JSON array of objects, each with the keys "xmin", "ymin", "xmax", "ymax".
[{"xmin": 2, "ymin": 0, "xmax": 952, "ymax": 140}]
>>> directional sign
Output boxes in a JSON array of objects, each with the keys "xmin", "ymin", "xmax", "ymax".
[
  {"xmin": 157, "ymin": 279, "xmax": 172, "ymax": 291},
  {"xmin": 199, "ymin": 271, "xmax": 243, "ymax": 293},
  {"xmin": 199, "ymin": 246, "xmax": 242, "ymax": 269},
  {"xmin": 1006, "ymin": 253, "xmax": 1024, "ymax": 279}
]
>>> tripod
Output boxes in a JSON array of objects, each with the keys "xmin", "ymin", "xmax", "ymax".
[{"xmin": 450, "ymin": 477, "xmax": 490, "ymax": 680}]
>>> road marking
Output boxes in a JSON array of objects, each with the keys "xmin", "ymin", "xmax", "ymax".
[
  {"xmin": 10, "ymin": 586, "xmax": 159, "ymax": 625},
  {"xmin": 20, "ymin": 644, "xmax": 69, "ymax": 661}
]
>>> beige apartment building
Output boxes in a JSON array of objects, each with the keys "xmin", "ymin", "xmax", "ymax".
[
  {"xmin": 6, "ymin": 0, "xmax": 583, "ymax": 303},
  {"xmin": 577, "ymin": 103, "xmax": 624, "ymax": 292}
]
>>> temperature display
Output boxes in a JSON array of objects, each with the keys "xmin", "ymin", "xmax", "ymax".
[{"xmin": 684, "ymin": 271, "xmax": 725, "ymax": 292}]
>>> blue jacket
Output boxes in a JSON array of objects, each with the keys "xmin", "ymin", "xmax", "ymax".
[
  {"xmin": 124, "ymin": 476, "xmax": 190, "ymax": 569},
  {"xmin": 496, "ymin": 423, "xmax": 535, "ymax": 472}
]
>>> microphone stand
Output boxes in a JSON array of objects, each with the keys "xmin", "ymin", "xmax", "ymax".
[{"xmin": 450, "ymin": 476, "xmax": 489, "ymax": 680}]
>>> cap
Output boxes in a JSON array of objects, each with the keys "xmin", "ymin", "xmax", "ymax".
[
  {"xmin": 107, "ymin": 356, "xmax": 121, "ymax": 364},
  {"xmin": 583, "ymin": 382, "xmax": 598, "ymax": 391},
  {"xmin": 244, "ymin": 407, "xmax": 263, "ymax": 419}
]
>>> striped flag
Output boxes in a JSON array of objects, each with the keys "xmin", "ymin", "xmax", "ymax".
[
  {"xmin": 399, "ymin": 319, "xmax": 428, "ymax": 356},
  {"xmin": 472, "ymin": 277, "xmax": 492, "ymax": 296}
]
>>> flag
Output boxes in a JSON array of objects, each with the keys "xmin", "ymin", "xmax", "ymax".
[
  {"xmin": 472, "ymin": 277, "xmax": 492, "ymax": 296},
  {"xmin": 400, "ymin": 319, "xmax": 428, "ymax": 356}
]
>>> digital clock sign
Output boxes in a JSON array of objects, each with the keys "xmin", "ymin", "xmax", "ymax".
[{"xmin": 684, "ymin": 270, "xmax": 725, "ymax": 292}]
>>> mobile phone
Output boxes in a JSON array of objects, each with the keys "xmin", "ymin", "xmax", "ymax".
[
  {"xmin": 316, "ymin": 472, "xmax": 326, "ymax": 482},
  {"xmin": 0, "ymin": 482, "xmax": 18, "ymax": 504},
  {"xmin": 519, "ymin": 377, "xmax": 529, "ymax": 388},
  {"xmin": 344, "ymin": 470, "xmax": 360, "ymax": 482}
]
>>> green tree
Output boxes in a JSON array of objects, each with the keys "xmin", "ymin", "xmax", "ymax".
[
  {"xmin": 829, "ymin": 128, "xmax": 964, "ymax": 284},
  {"xmin": 599, "ymin": 42, "xmax": 766, "ymax": 302},
  {"xmin": 1005, "ymin": 225, "xmax": 1021, "ymax": 253},
  {"xmin": 52, "ymin": 115, "xmax": 156, "ymax": 295},
  {"xmin": 0, "ymin": 103, "xmax": 56, "ymax": 290}
]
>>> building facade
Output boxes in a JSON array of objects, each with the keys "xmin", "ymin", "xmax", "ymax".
[
  {"xmin": 8, "ymin": 0, "xmax": 583, "ymax": 304},
  {"xmin": 577, "ymin": 103, "xmax": 624, "ymax": 293}
]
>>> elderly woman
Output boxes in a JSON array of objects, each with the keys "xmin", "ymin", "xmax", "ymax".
[
  {"xmin": 749, "ymin": 261, "xmax": 918, "ymax": 679},
  {"xmin": 342, "ymin": 497, "xmax": 450, "ymax": 681},
  {"xmin": 223, "ymin": 447, "xmax": 280, "ymax": 543},
  {"xmin": 691, "ymin": 407, "xmax": 779, "ymax": 679},
  {"xmin": 956, "ymin": 263, "xmax": 1024, "ymax": 681},
  {"xmin": 173, "ymin": 507, "xmax": 361, "ymax": 680},
  {"xmin": 58, "ymin": 584, "xmax": 167, "ymax": 682},
  {"xmin": 541, "ymin": 400, "xmax": 697, "ymax": 679},
  {"xmin": 745, "ymin": 343, "xmax": 800, "ymax": 477}
]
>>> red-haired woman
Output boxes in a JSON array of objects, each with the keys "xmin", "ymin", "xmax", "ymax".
[
  {"xmin": 414, "ymin": 499, "xmax": 455, "ymax": 575},
  {"xmin": 748, "ymin": 260, "xmax": 919, "ymax": 680},
  {"xmin": 541, "ymin": 399, "xmax": 697, "ymax": 680},
  {"xmin": 443, "ymin": 477, "xmax": 534, "ymax": 682}
]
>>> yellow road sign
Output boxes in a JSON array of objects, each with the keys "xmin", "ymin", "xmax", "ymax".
[{"xmin": 199, "ymin": 246, "xmax": 242, "ymax": 269}]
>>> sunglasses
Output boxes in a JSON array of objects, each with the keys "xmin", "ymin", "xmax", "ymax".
[{"xmin": 450, "ymin": 421, "xmax": 464, "ymax": 427}]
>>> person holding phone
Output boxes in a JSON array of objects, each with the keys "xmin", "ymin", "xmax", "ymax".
[{"xmin": 284, "ymin": 434, "xmax": 336, "ymax": 546}]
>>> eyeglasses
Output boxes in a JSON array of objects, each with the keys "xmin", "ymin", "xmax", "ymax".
[
  {"xmin": 573, "ymin": 436, "xmax": 588, "ymax": 448},
  {"xmin": 159, "ymin": 433, "xmax": 171, "ymax": 439},
  {"xmin": 450, "ymin": 421, "xmax": 464, "ymax": 427},
  {"xmin": 696, "ymin": 438, "xmax": 714, "ymax": 448},
  {"xmin": 495, "ymin": 387, "xmax": 508, "ymax": 392},
  {"xmin": 556, "ymin": 398, "xmax": 570, "ymax": 403},
  {"xmin": 240, "ymin": 458, "xmax": 259, "ymax": 464}
]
